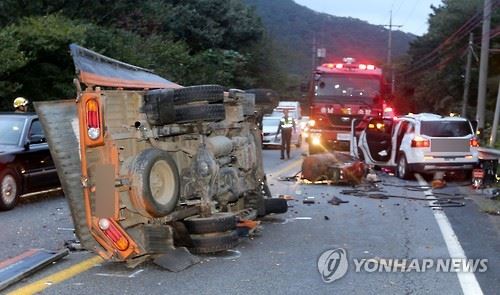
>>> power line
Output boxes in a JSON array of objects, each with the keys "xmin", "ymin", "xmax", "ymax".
[{"xmin": 402, "ymin": 0, "xmax": 500, "ymax": 77}]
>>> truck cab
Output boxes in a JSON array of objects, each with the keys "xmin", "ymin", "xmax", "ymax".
[{"xmin": 307, "ymin": 58, "xmax": 387, "ymax": 154}]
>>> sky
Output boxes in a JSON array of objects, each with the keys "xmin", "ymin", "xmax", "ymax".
[{"xmin": 293, "ymin": 0, "xmax": 444, "ymax": 36}]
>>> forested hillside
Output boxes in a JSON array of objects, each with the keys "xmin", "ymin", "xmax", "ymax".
[{"xmin": 244, "ymin": 0, "xmax": 415, "ymax": 77}]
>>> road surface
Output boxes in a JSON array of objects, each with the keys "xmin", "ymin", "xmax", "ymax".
[{"xmin": 1, "ymin": 146, "xmax": 498, "ymax": 295}]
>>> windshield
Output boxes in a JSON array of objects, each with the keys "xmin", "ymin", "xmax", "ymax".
[
  {"xmin": 315, "ymin": 74, "xmax": 381, "ymax": 98},
  {"xmin": 271, "ymin": 110, "xmax": 297, "ymax": 118},
  {"xmin": 0, "ymin": 116, "xmax": 26, "ymax": 145},
  {"xmin": 262, "ymin": 118, "xmax": 281, "ymax": 127},
  {"xmin": 420, "ymin": 121, "xmax": 472, "ymax": 137}
]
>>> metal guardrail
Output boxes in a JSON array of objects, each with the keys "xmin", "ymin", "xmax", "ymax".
[{"xmin": 478, "ymin": 147, "xmax": 500, "ymax": 160}]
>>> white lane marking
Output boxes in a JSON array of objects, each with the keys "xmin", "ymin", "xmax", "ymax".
[
  {"xmin": 95, "ymin": 269, "xmax": 144, "ymax": 278},
  {"xmin": 415, "ymin": 174, "xmax": 483, "ymax": 295}
]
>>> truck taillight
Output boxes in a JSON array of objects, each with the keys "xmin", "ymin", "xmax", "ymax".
[
  {"xmin": 470, "ymin": 137, "xmax": 480, "ymax": 147},
  {"xmin": 86, "ymin": 99, "xmax": 101, "ymax": 140},
  {"xmin": 411, "ymin": 136, "xmax": 430, "ymax": 148},
  {"xmin": 98, "ymin": 218, "xmax": 130, "ymax": 251}
]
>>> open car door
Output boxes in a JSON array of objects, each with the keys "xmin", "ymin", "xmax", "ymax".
[{"xmin": 358, "ymin": 117, "xmax": 394, "ymax": 165}]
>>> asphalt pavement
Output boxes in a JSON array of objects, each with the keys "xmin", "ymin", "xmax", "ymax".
[{"xmin": 1, "ymin": 145, "xmax": 499, "ymax": 295}]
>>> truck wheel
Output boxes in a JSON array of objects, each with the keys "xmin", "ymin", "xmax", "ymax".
[
  {"xmin": 183, "ymin": 213, "xmax": 237, "ymax": 234},
  {"xmin": 189, "ymin": 230, "xmax": 239, "ymax": 254},
  {"xmin": 174, "ymin": 104, "xmax": 225, "ymax": 124},
  {"xmin": 264, "ymin": 198, "xmax": 288, "ymax": 215},
  {"xmin": 0, "ymin": 168, "xmax": 20, "ymax": 211},
  {"xmin": 130, "ymin": 149, "xmax": 180, "ymax": 217},
  {"xmin": 397, "ymin": 154, "xmax": 411, "ymax": 180},
  {"xmin": 173, "ymin": 85, "xmax": 224, "ymax": 105}
]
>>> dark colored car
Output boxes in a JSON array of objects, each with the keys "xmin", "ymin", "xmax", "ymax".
[{"xmin": 0, "ymin": 113, "xmax": 59, "ymax": 210}]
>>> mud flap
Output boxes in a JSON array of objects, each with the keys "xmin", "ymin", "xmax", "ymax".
[
  {"xmin": 153, "ymin": 247, "xmax": 200, "ymax": 272},
  {"xmin": 0, "ymin": 249, "xmax": 69, "ymax": 291},
  {"xmin": 34, "ymin": 100, "xmax": 100, "ymax": 251}
]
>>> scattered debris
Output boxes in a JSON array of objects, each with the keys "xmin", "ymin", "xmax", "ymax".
[
  {"xmin": 427, "ymin": 200, "xmax": 465, "ymax": 208},
  {"xmin": 324, "ymin": 216, "xmax": 330, "ymax": 220},
  {"xmin": 327, "ymin": 196, "xmax": 349, "ymax": 205},
  {"xmin": 366, "ymin": 171, "xmax": 379, "ymax": 183},
  {"xmin": 0, "ymin": 249, "xmax": 69, "ymax": 291},
  {"xmin": 64, "ymin": 239, "xmax": 84, "ymax": 251},
  {"xmin": 303, "ymin": 197, "xmax": 316, "ymax": 204},
  {"xmin": 368, "ymin": 193, "xmax": 389, "ymax": 200},
  {"xmin": 279, "ymin": 194, "xmax": 295, "ymax": 200},
  {"xmin": 431, "ymin": 179, "xmax": 447, "ymax": 189},
  {"xmin": 301, "ymin": 152, "xmax": 365, "ymax": 184}
]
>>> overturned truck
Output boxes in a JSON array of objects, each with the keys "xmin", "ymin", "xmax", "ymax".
[{"xmin": 36, "ymin": 44, "xmax": 286, "ymax": 267}]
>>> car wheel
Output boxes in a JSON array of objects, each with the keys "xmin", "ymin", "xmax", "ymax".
[
  {"xmin": 130, "ymin": 149, "xmax": 180, "ymax": 217},
  {"xmin": 183, "ymin": 213, "xmax": 237, "ymax": 234},
  {"xmin": 397, "ymin": 154, "xmax": 411, "ymax": 180},
  {"xmin": 0, "ymin": 168, "xmax": 20, "ymax": 211}
]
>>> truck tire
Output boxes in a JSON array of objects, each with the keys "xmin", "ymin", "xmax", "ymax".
[
  {"xmin": 143, "ymin": 89, "xmax": 176, "ymax": 125},
  {"xmin": 174, "ymin": 104, "xmax": 225, "ymax": 124},
  {"xmin": 264, "ymin": 198, "xmax": 288, "ymax": 215},
  {"xmin": 0, "ymin": 168, "xmax": 20, "ymax": 211},
  {"xmin": 189, "ymin": 230, "xmax": 239, "ymax": 254},
  {"xmin": 183, "ymin": 213, "xmax": 237, "ymax": 234},
  {"xmin": 130, "ymin": 149, "xmax": 180, "ymax": 218},
  {"xmin": 173, "ymin": 85, "xmax": 224, "ymax": 105}
]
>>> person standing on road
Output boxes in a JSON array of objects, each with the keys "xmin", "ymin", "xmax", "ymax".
[
  {"xmin": 13, "ymin": 97, "xmax": 29, "ymax": 113},
  {"xmin": 275, "ymin": 109, "xmax": 296, "ymax": 159}
]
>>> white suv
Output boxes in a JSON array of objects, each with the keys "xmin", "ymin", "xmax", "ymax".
[{"xmin": 356, "ymin": 113, "xmax": 479, "ymax": 178}]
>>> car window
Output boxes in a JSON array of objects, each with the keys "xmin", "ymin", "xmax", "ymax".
[
  {"xmin": 0, "ymin": 116, "xmax": 26, "ymax": 145},
  {"xmin": 420, "ymin": 120, "xmax": 472, "ymax": 137},
  {"xmin": 271, "ymin": 110, "xmax": 297, "ymax": 118},
  {"xmin": 30, "ymin": 120, "xmax": 44, "ymax": 136},
  {"xmin": 262, "ymin": 118, "xmax": 281, "ymax": 126},
  {"xmin": 29, "ymin": 120, "xmax": 46, "ymax": 143}
]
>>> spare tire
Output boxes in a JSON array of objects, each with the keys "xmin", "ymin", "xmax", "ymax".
[
  {"xmin": 189, "ymin": 230, "xmax": 239, "ymax": 254},
  {"xmin": 173, "ymin": 85, "xmax": 224, "ymax": 105},
  {"xmin": 174, "ymin": 104, "xmax": 225, "ymax": 123},
  {"xmin": 183, "ymin": 213, "xmax": 237, "ymax": 234},
  {"xmin": 129, "ymin": 148, "xmax": 180, "ymax": 217},
  {"xmin": 143, "ymin": 89, "xmax": 175, "ymax": 125}
]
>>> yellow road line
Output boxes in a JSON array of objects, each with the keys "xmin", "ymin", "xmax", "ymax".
[
  {"xmin": 270, "ymin": 158, "xmax": 302, "ymax": 178},
  {"xmin": 7, "ymin": 255, "xmax": 104, "ymax": 295}
]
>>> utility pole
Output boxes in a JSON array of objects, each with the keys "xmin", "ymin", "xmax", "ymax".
[
  {"xmin": 461, "ymin": 33, "xmax": 474, "ymax": 118},
  {"xmin": 476, "ymin": 0, "xmax": 492, "ymax": 136},
  {"xmin": 489, "ymin": 81, "xmax": 500, "ymax": 146},
  {"xmin": 383, "ymin": 11, "xmax": 403, "ymax": 94}
]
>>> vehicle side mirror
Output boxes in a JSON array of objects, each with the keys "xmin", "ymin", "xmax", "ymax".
[{"xmin": 29, "ymin": 134, "xmax": 46, "ymax": 144}]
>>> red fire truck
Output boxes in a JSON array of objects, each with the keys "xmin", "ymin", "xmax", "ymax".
[{"xmin": 307, "ymin": 57, "xmax": 390, "ymax": 154}]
